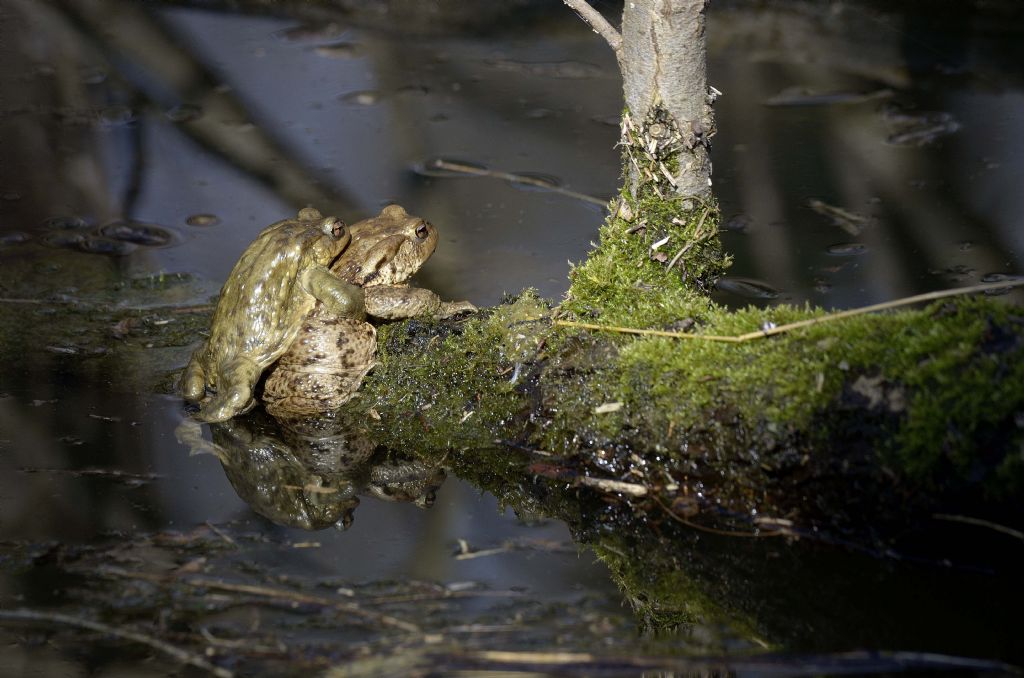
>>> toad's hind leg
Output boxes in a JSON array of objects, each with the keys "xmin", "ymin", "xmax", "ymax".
[
  {"xmin": 180, "ymin": 349, "xmax": 208, "ymax": 402},
  {"xmin": 197, "ymin": 356, "xmax": 262, "ymax": 423}
]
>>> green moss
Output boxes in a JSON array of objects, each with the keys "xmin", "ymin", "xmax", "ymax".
[
  {"xmin": 592, "ymin": 538, "xmax": 769, "ymax": 645},
  {"xmin": 550, "ymin": 103, "xmax": 1024, "ymax": 498},
  {"xmin": 357, "ymin": 293, "xmax": 550, "ymax": 452},
  {"xmin": 552, "ymin": 296, "xmax": 1024, "ymax": 495},
  {"xmin": 563, "ymin": 192, "xmax": 728, "ymax": 328},
  {"xmin": 563, "ymin": 103, "xmax": 730, "ymax": 329}
]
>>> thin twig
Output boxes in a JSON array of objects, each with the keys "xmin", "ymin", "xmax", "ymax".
[
  {"xmin": 95, "ymin": 567, "xmax": 420, "ymax": 633},
  {"xmin": 652, "ymin": 495, "xmax": 784, "ymax": 539},
  {"xmin": 555, "ymin": 319, "xmax": 743, "ymax": 342},
  {"xmin": 453, "ymin": 538, "xmax": 574, "ymax": 561},
  {"xmin": 562, "ymin": 0, "xmax": 623, "ymax": 54},
  {"xmin": 666, "ymin": 208, "xmax": 711, "ymax": 271},
  {"xmin": 555, "ymin": 279, "xmax": 1024, "ymax": 343},
  {"xmin": 576, "ymin": 475, "xmax": 649, "ymax": 497},
  {"xmin": 932, "ymin": 513, "xmax": 1024, "ymax": 542},
  {"xmin": 203, "ymin": 521, "xmax": 238, "ymax": 547},
  {"xmin": 430, "ymin": 159, "xmax": 607, "ymax": 207},
  {"xmin": 0, "ymin": 608, "xmax": 234, "ymax": 678}
]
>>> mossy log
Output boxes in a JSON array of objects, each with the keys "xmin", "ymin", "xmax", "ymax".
[
  {"xmin": 330, "ymin": 218, "xmax": 1024, "ymax": 652},
  {"xmin": 344, "ymin": 262, "xmax": 1024, "ymax": 552},
  {"xmin": 335, "ymin": 107, "xmax": 1024, "ymax": 555}
]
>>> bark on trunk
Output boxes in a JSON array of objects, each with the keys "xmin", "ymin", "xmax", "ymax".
[{"xmin": 621, "ymin": 0, "xmax": 715, "ymax": 200}]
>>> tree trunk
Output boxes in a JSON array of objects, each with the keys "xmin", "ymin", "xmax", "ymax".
[{"xmin": 621, "ymin": 0, "xmax": 715, "ymax": 200}]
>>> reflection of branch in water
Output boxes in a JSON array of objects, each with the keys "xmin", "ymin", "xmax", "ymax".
[
  {"xmin": 932, "ymin": 513, "xmax": 1024, "ymax": 542},
  {"xmin": 203, "ymin": 520, "xmax": 238, "ymax": 546},
  {"xmin": 0, "ymin": 608, "xmax": 234, "ymax": 678},
  {"xmin": 45, "ymin": 0, "xmax": 363, "ymax": 220},
  {"xmin": 428, "ymin": 159, "xmax": 609, "ymax": 208},
  {"xmin": 453, "ymin": 537, "xmax": 575, "ymax": 561},
  {"xmin": 121, "ymin": 96, "xmax": 148, "ymax": 217}
]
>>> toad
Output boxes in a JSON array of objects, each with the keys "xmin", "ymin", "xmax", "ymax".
[
  {"xmin": 262, "ymin": 204, "xmax": 475, "ymax": 416},
  {"xmin": 181, "ymin": 208, "xmax": 364, "ymax": 422}
]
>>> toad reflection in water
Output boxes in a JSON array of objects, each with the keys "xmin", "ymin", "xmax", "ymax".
[{"xmin": 176, "ymin": 411, "xmax": 445, "ymax": 530}]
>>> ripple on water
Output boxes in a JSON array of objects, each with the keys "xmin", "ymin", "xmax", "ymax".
[
  {"xmin": 166, "ymin": 104, "xmax": 203, "ymax": 123},
  {"xmin": 76, "ymin": 237, "xmax": 138, "ymax": 256},
  {"xmin": 340, "ymin": 90, "xmax": 381, "ymax": 106},
  {"xmin": 716, "ymin": 276, "xmax": 782, "ymax": 300},
  {"xmin": 79, "ymin": 66, "xmax": 107, "ymax": 85},
  {"xmin": 724, "ymin": 214, "xmax": 752, "ymax": 233},
  {"xmin": 826, "ymin": 242, "xmax": 868, "ymax": 256},
  {"xmin": 186, "ymin": 213, "xmax": 220, "ymax": 227},
  {"xmin": 483, "ymin": 59, "xmax": 606, "ymax": 79},
  {"xmin": 39, "ymin": 231, "xmax": 86, "ymax": 249},
  {"xmin": 272, "ymin": 22, "xmax": 344, "ymax": 44},
  {"xmin": 395, "ymin": 84, "xmax": 430, "ymax": 98},
  {"xmin": 97, "ymin": 221, "xmax": 177, "ymax": 247},
  {"xmin": 313, "ymin": 42, "xmax": 362, "ymax": 59},
  {"xmin": 99, "ymin": 106, "xmax": 137, "ymax": 127},
  {"xmin": 980, "ymin": 272, "xmax": 1024, "ymax": 294},
  {"xmin": 0, "ymin": 232, "xmax": 31, "ymax": 246},
  {"xmin": 43, "ymin": 216, "xmax": 92, "ymax": 231},
  {"xmin": 980, "ymin": 272, "xmax": 1024, "ymax": 283}
]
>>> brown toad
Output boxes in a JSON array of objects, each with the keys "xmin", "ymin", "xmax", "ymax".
[
  {"xmin": 262, "ymin": 204, "xmax": 475, "ymax": 416},
  {"xmin": 181, "ymin": 208, "xmax": 364, "ymax": 422}
]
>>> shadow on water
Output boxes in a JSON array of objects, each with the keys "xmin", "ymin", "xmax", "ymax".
[{"xmin": 1, "ymin": 0, "xmax": 1023, "ymax": 674}]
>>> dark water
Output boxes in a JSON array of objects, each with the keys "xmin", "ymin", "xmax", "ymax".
[{"xmin": 1, "ymin": 1, "xmax": 1022, "ymax": 675}]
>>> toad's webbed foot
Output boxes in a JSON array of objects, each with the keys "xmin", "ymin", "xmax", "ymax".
[
  {"xmin": 436, "ymin": 300, "xmax": 478, "ymax": 319},
  {"xmin": 180, "ymin": 348, "xmax": 208, "ymax": 402}
]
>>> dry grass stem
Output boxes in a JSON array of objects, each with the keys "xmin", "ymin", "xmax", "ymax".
[
  {"xmin": 576, "ymin": 476, "xmax": 649, "ymax": 497},
  {"xmin": 556, "ymin": 279, "xmax": 1024, "ymax": 342}
]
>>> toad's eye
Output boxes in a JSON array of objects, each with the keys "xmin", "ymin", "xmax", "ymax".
[
  {"xmin": 320, "ymin": 217, "xmax": 346, "ymax": 239},
  {"xmin": 415, "ymin": 221, "xmax": 429, "ymax": 240}
]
